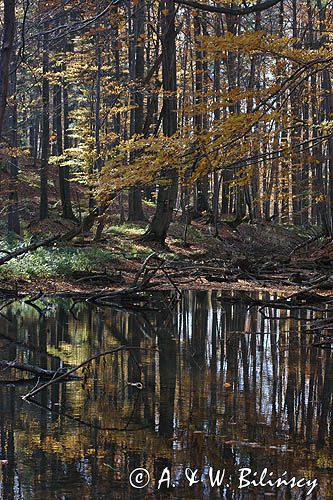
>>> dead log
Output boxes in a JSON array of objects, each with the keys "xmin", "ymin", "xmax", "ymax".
[
  {"xmin": 87, "ymin": 253, "xmax": 165, "ymax": 304},
  {"xmin": 289, "ymin": 233, "xmax": 323, "ymax": 257}
]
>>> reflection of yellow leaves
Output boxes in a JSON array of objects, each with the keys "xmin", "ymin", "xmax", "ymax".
[
  {"xmin": 161, "ymin": 8, "xmax": 169, "ymax": 15},
  {"xmin": 316, "ymin": 453, "xmax": 333, "ymax": 469},
  {"xmin": 37, "ymin": 434, "xmax": 107, "ymax": 461},
  {"xmin": 224, "ymin": 382, "xmax": 232, "ymax": 389}
]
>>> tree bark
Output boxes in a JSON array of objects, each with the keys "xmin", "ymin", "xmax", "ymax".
[
  {"xmin": 142, "ymin": 0, "xmax": 178, "ymax": 244},
  {"xmin": 0, "ymin": 0, "xmax": 15, "ymax": 139},
  {"xmin": 7, "ymin": 52, "xmax": 20, "ymax": 235},
  {"xmin": 62, "ymin": 80, "xmax": 75, "ymax": 219},
  {"xmin": 193, "ymin": 12, "xmax": 209, "ymax": 216},
  {"xmin": 40, "ymin": 31, "xmax": 50, "ymax": 220},
  {"xmin": 128, "ymin": 0, "xmax": 145, "ymax": 221},
  {"xmin": 54, "ymin": 82, "xmax": 75, "ymax": 220}
]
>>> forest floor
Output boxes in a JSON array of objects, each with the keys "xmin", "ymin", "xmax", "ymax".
[
  {"xmin": 1, "ymin": 157, "xmax": 332, "ymax": 298},
  {"xmin": 0, "ymin": 212, "xmax": 332, "ymax": 298}
]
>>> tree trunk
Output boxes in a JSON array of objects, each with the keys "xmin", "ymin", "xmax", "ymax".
[
  {"xmin": 212, "ymin": 15, "xmax": 222, "ymax": 233},
  {"xmin": 54, "ymin": 82, "xmax": 75, "ymax": 220},
  {"xmin": 142, "ymin": 0, "xmax": 178, "ymax": 244},
  {"xmin": 128, "ymin": 0, "xmax": 145, "ymax": 221},
  {"xmin": 62, "ymin": 81, "xmax": 75, "ymax": 219},
  {"xmin": 7, "ymin": 53, "xmax": 20, "ymax": 235},
  {"xmin": 0, "ymin": 0, "xmax": 15, "ymax": 139},
  {"xmin": 222, "ymin": 13, "xmax": 238, "ymax": 215},
  {"xmin": 291, "ymin": 0, "xmax": 301, "ymax": 224},
  {"xmin": 92, "ymin": 44, "xmax": 105, "ymax": 239},
  {"xmin": 193, "ymin": 12, "xmax": 209, "ymax": 216},
  {"xmin": 246, "ymin": 7, "xmax": 261, "ymax": 220},
  {"xmin": 40, "ymin": 32, "xmax": 50, "ymax": 220}
]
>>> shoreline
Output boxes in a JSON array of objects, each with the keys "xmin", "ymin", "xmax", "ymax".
[{"xmin": 1, "ymin": 275, "xmax": 331, "ymax": 300}]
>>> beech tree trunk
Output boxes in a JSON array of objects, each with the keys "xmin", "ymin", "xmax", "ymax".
[
  {"xmin": 7, "ymin": 53, "xmax": 20, "ymax": 235},
  {"xmin": 212, "ymin": 15, "xmax": 222, "ymax": 233},
  {"xmin": 193, "ymin": 12, "xmax": 209, "ymax": 217},
  {"xmin": 0, "ymin": 0, "xmax": 15, "ymax": 139},
  {"xmin": 54, "ymin": 80, "xmax": 75, "ymax": 220},
  {"xmin": 40, "ymin": 31, "xmax": 50, "ymax": 220},
  {"xmin": 62, "ymin": 80, "xmax": 75, "ymax": 219},
  {"xmin": 222, "ymin": 13, "xmax": 238, "ymax": 215},
  {"xmin": 53, "ymin": 5, "xmax": 75, "ymax": 220},
  {"xmin": 128, "ymin": 0, "xmax": 145, "ymax": 221},
  {"xmin": 142, "ymin": 0, "xmax": 178, "ymax": 244}
]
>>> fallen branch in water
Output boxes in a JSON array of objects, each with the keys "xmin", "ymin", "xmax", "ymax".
[
  {"xmin": 312, "ymin": 338, "xmax": 333, "ymax": 348},
  {"xmin": 22, "ymin": 345, "xmax": 158, "ymax": 401},
  {"xmin": 26, "ymin": 397, "xmax": 149, "ymax": 432},
  {"xmin": 0, "ymin": 360, "xmax": 78, "ymax": 379},
  {"xmin": 87, "ymin": 253, "xmax": 182, "ymax": 304}
]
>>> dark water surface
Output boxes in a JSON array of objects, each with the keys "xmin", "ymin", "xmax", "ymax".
[{"xmin": 0, "ymin": 291, "xmax": 332, "ymax": 499}]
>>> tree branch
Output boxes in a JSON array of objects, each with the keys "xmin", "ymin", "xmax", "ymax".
[
  {"xmin": 174, "ymin": 0, "xmax": 281, "ymax": 15},
  {"xmin": 22, "ymin": 346, "xmax": 158, "ymax": 400},
  {"xmin": 0, "ymin": 360, "xmax": 78, "ymax": 379}
]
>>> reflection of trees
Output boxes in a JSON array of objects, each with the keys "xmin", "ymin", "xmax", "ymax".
[
  {"xmin": 317, "ymin": 350, "xmax": 333, "ymax": 450},
  {"xmin": 1, "ymin": 388, "xmax": 16, "ymax": 500},
  {"xmin": 158, "ymin": 320, "xmax": 176, "ymax": 438},
  {"xmin": 0, "ymin": 294, "xmax": 332, "ymax": 498}
]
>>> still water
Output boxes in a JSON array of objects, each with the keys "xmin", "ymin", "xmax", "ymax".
[{"xmin": 0, "ymin": 291, "xmax": 332, "ymax": 499}]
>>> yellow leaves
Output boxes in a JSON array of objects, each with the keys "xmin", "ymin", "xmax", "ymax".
[
  {"xmin": 199, "ymin": 30, "xmax": 269, "ymax": 56},
  {"xmin": 198, "ymin": 30, "xmax": 330, "ymax": 67},
  {"xmin": 161, "ymin": 8, "xmax": 169, "ymax": 16},
  {"xmin": 0, "ymin": 145, "xmax": 28, "ymax": 159},
  {"xmin": 93, "ymin": 133, "xmax": 187, "ymax": 200}
]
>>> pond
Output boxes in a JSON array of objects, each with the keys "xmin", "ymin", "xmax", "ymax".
[{"xmin": 0, "ymin": 291, "xmax": 332, "ymax": 499}]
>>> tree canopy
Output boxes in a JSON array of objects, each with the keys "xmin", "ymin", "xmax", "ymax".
[{"xmin": 0, "ymin": 0, "xmax": 332, "ymax": 243}]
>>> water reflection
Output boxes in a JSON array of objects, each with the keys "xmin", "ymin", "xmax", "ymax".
[{"xmin": 0, "ymin": 291, "xmax": 332, "ymax": 499}]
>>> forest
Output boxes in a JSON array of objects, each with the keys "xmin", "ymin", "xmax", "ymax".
[
  {"xmin": 0, "ymin": 1, "xmax": 332, "ymax": 499},
  {"xmin": 0, "ymin": 0, "xmax": 331, "ymax": 291},
  {"xmin": 0, "ymin": 0, "xmax": 332, "ymax": 266}
]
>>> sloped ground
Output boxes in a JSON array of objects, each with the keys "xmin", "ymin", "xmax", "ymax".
[
  {"xmin": 308, "ymin": 238, "xmax": 333, "ymax": 262},
  {"xmin": 1, "ymin": 215, "xmax": 332, "ymax": 297}
]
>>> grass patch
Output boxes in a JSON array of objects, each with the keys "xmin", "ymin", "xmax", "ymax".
[
  {"xmin": 0, "ymin": 245, "xmax": 117, "ymax": 281},
  {"xmin": 109, "ymin": 223, "xmax": 146, "ymax": 237},
  {"xmin": 170, "ymin": 222, "xmax": 214, "ymax": 243}
]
